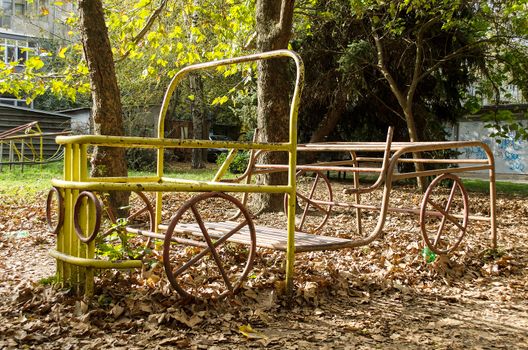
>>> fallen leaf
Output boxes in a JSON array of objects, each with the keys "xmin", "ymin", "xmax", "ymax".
[{"xmin": 239, "ymin": 324, "xmax": 268, "ymax": 340}]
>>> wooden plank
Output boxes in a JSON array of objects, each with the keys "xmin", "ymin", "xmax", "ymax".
[{"xmin": 159, "ymin": 221, "xmax": 352, "ymax": 253}]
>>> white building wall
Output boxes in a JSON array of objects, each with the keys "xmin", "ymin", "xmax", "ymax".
[{"xmin": 456, "ymin": 120, "xmax": 528, "ymax": 175}]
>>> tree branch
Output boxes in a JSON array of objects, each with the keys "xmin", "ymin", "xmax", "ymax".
[
  {"xmin": 372, "ymin": 31, "xmax": 407, "ymax": 110},
  {"xmin": 416, "ymin": 37, "xmax": 500, "ymax": 83},
  {"xmin": 278, "ymin": 0, "xmax": 295, "ymax": 34},
  {"xmin": 115, "ymin": 0, "xmax": 168, "ymax": 63},
  {"xmin": 371, "ymin": 92, "xmax": 405, "ymax": 121},
  {"xmin": 407, "ymin": 18, "xmax": 437, "ymax": 105}
]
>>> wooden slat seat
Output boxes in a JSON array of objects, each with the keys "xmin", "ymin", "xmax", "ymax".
[{"xmin": 159, "ymin": 221, "xmax": 352, "ymax": 253}]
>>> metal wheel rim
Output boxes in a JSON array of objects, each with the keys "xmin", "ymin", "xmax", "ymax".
[
  {"xmin": 46, "ymin": 187, "xmax": 64, "ymax": 235},
  {"xmin": 163, "ymin": 192, "xmax": 257, "ymax": 300},
  {"xmin": 284, "ymin": 169, "xmax": 333, "ymax": 232},
  {"xmin": 420, "ymin": 174, "xmax": 469, "ymax": 255},
  {"xmin": 73, "ymin": 191, "xmax": 102, "ymax": 243}
]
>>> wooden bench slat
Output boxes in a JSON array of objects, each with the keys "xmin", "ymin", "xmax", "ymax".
[{"xmin": 161, "ymin": 220, "xmax": 352, "ymax": 252}]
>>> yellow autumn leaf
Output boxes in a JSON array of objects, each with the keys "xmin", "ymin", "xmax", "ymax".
[
  {"xmin": 58, "ymin": 47, "xmax": 68, "ymax": 59},
  {"xmin": 239, "ymin": 324, "xmax": 268, "ymax": 339}
]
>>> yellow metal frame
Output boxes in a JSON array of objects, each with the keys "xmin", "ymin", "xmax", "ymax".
[{"xmin": 50, "ymin": 50, "xmax": 304, "ymax": 296}]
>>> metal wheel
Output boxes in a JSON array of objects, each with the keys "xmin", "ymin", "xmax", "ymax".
[
  {"xmin": 101, "ymin": 191, "xmax": 155, "ymax": 233},
  {"xmin": 284, "ymin": 169, "xmax": 333, "ymax": 232},
  {"xmin": 163, "ymin": 192, "xmax": 257, "ymax": 300},
  {"xmin": 73, "ymin": 191, "xmax": 102, "ymax": 243},
  {"xmin": 45, "ymin": 187, "xmax": 64, "ymax": 235},
  {"xmin": 98, "ymin": 191, "xmax": 156, "ymax": 255},
  {"xmin": 73, "ymin": 191, "xmax": 155, "ymax": 247},
  {"xmin": 420, "ymin": 174, "xmax": 469, "ymax": 255}
]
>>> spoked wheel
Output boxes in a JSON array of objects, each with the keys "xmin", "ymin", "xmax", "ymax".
[
  {"xmin": 163, "ymin": 192, "xmax": 257, "ymax": 300},
  {"xmin": 73, "ymin": 191, "xmax": 155, "ymax": 250},
  {"xmin": 420, "ymin": 174, "xmax": 469, "ymax": 255},
  {"xmin": 45, "ymin": 187, "xmax": 64, "ymax": 235},
  {"xmin": 102, "ymin": 191, "xmax": 155, "ymax": 233},
  {"xmin": 99, "ymin": 191, "xmax": 156, "ymax": 254},
  {"xmin": 284, "ymin": 169, "xmax": 333, "ymax": 232}
]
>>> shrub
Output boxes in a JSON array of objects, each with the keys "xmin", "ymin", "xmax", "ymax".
[{"xmin": 216, "ymin": 151, "xmax": 249, "ymax": 174}]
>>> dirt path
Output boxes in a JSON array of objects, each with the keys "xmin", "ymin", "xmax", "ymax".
[{"xmin": 0, "ymin": 185, "xmax": 527, "ymax": 349}]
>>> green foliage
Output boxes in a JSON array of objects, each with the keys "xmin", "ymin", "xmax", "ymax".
[
  {"xmin": 296, "ymin": 0, "xmax": 528, "ymax": 143},
  {"xmin": 462, "ymin": 178, "xmax": 528, "ymax": 197},
  {"xmin": 126, "ymin": 148, "xmax": 157, "ymax": 172},
  {"xmin": 96, "ymin": 218, "xmax": 149, "ymax": 261},
  {"xmin": 482, "ymin": 109, "xmax": 528, "ymax": 142},
  {"xmin": 228, "ymin": 84, "xmax": 257, "ymax": 135},
  {"xmin": 421, "ymin": 246, "xmax": 437, "ymax": 263},
  {"xmin": 0, "ymin": 0, "xmax": 257, "ymax": 133},
  {"xmin": 216, "ymin": 151, "xmax": 249, "ymax": 174},
  {"xmin": 38, "ymin": 275, "xmax": 59, "ymax": 286}
]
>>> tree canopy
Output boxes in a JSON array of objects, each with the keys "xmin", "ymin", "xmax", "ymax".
[{"xmin": 0, "ymin": 0, "xmax": 526, "ymax": 145}]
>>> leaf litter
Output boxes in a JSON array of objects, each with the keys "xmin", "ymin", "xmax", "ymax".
[{"xmin": 0, "ymin": 184, "xmax": 527, "ymax": 349}]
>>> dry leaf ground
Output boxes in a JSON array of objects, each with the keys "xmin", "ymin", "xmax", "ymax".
[{"xmin": 0, "ymin": 182, "xmax": 527, "ymax": 349}]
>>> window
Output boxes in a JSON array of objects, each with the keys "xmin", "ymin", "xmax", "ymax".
[
  {"xmin": 14, "ymin": 2, "xmax": 24, "ymax": 15},
  {"xmin": 1, "ymin": 0, "xmax": 26, "ymax": 16},
  {"xmin": 0, "ymin": 37, "xmax": 36, "ymax": 66},
  {"xmin": 0, "ymin": 97, "xmax": 33, "ymax": 108},
  {"xmin": 2, "ymin": 1, "xmax": 13, "ymax": 16}
]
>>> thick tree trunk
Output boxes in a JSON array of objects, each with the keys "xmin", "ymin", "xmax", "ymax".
[
  {"xmin": 253, "ymin": 0, "xmax": 295, "ymax": 212},
  {"xmin": 79, "ymin": 0, "xmax": 128, "ymax": 215}
]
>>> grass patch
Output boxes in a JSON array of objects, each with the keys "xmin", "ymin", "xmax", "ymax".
[
  {"xmin": 3, "ymin": 161, "xmax": 526, "ymax": 197},
  {"xmin": 0, "ymin": 162, "xmax": 63, "ymax": 197},
  {"xmin": 0, "ymin": 161, "xmax": 233, "ymax": 198},
  {"xmin": 462, "ymin": 178, "xmax": 528, "ymax": 196},
  {"xmin": 322, "ymin": 171, "xmax": 528, "ymax": 196}
]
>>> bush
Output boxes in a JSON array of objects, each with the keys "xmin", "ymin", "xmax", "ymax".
[
  {"xmin": 126, "ymin": 148, "xmax": 157, "ymax": 171},
  {"xmin": 216, "ymin": 151, "xmax": 249, "ymax": 174}
]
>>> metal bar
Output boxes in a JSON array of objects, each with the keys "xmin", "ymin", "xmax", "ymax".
[
  {"xmin": 52, "ymin": 179, "xmax": 292, "ymax": 194},
  {"xmin": 254, "ymin": 163, "xmax": 383, "ymax": 173},
  {"xmin": 9, "ymin": 140, "xmax": 13, "ymax": 170},
  {"xmin": 50, "ymin": 250, "xmax": 143, "ymax": 269},
  {"xmin": 0, "ymin": 131, "xmax": 70, "ymax": 142},
  {"xmin": 392, "ymin": 165, "xmax": 492, "ymax": 180},
  {"xmin": 350, "ymin": 202, "xmax": 491, "ymax": 221},
  {"xmin": 395, "ymin": 158, "xmax": 489, "ymax": 164},
  {"xmin": 20, "ymin": 141, "xmax": 24, "ymax": 172},
  {"xmin": 71, "ymin": 144, "xmax": 81, "ymax": 289},
  {"xmin": 350, "ymin": 151, "xmax": 363, "ymax": 236},
  {"xmin": 84, "ymin": 176, "xmax": 160, "ymax": 183},
  {"xmin": 55, "ymin": 134, "xmax": 291, "ymax": 151}
]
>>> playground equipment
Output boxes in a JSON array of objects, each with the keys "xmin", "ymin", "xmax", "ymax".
[
  {"xmin": 0, "ymin": 121, "xmax": 68, "ymax": 171},
  {"xmin": 46, "ymin": 50, "xmax": 497, "ymax": 300},
  {"xmin": 237, "ymin": 129, "xmax": 496, "ymax": 256}
]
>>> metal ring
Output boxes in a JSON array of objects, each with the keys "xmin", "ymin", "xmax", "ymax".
[
  {"xmin": 73, "ymin": 191, "xmax": 102, "ymax": 243},
  {"xmin": 45, "ymin": 187, "xmax": 64, "ymax": 235}
]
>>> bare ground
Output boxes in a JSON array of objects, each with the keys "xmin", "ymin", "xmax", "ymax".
[{"xmin": 0, "ymin": 183, "xmax": 527, "ymax": 349}]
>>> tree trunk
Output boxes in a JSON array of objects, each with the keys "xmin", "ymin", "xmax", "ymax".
[
  {"xmin": 402, "ymin": 105, "xmax": 428, "ymax": 191},
  {"xmin": 79, "ymin": 0, "xmax": 128, "ymax": 215},
  {"xmin": 253, "ymin": 0, "xmax": 295, "ymax": 212},
  {"xmin": 372, "ymin": 33, "xmax": 427, "ymax": 191}
]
